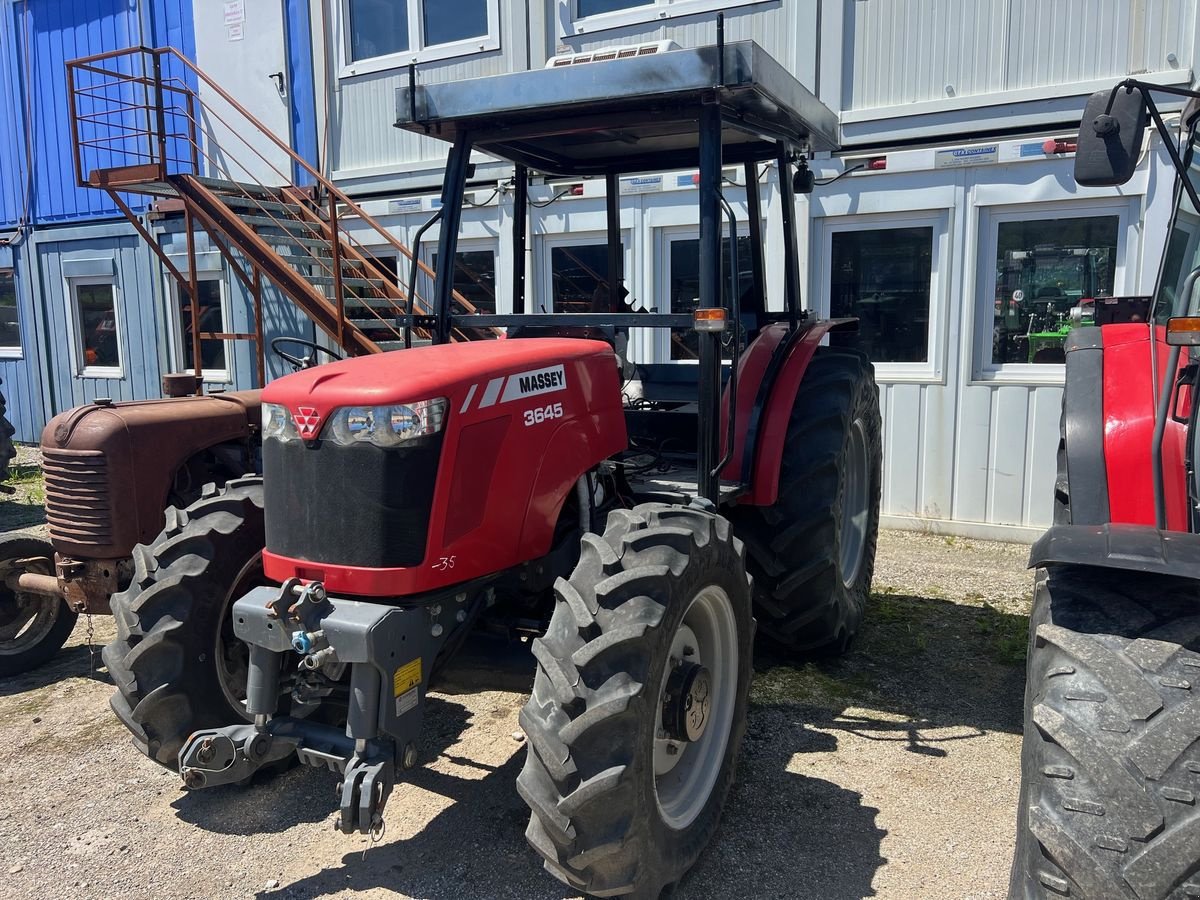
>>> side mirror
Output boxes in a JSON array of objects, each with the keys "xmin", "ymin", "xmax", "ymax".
[{"xmin": 1074, "ymin": 88, "xmax": 1148, "ymax": 186}]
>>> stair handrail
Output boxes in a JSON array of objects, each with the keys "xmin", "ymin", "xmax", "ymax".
[{"xmin": 67, "ymin": 45, "xmax": 482, "ymax": 322}]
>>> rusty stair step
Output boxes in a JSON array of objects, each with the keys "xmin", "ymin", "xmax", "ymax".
[
  {"xmin": 306, "ymin": 274, "xmax": 390, "ymax": 290},
  {"xmin": 221, "ymin": 194, "xmax": 314, "ymax": 216},
  {"xmin": 189, "ymin": 175, "xmax": 291, "ymax": 200},
  {"xmin": 240, "ymin": 214, "xmax": 325, "ymax": 233}
]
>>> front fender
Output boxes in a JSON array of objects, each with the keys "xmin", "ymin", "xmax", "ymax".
[{"xmin": 1030, "ymin": 523, "xmax": 1200, "ymax": 583}]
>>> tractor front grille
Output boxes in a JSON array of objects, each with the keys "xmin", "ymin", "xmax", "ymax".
[
  {"xmin": 42, "ymin": 448, "xmax": 114, "ymax": 548},
  {"xmin": 263, "ymin": 434, "xmax": 443, "ymax": 570}
]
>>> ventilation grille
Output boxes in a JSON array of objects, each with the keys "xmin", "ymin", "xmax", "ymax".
[
  {"xmin": 42, "ymin": 448, "xmax": 113, "ymax": 547},
  {"xmin": 547, "ymin": 40, "xmax": 681, "ymax": 68}
]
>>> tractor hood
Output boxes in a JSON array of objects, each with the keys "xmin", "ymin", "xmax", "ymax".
[
  {"xmin": 260, "ymin": 337, "xmax": 628, "ymax": 596},
  {"xmin": 262, "ymin": 338, "xmax": 614, "ymax": 437}
]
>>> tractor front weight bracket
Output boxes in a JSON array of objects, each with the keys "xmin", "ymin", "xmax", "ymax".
[{"xmin": 178, "ymin": 582, "xmax": 470, "ymax": 835}]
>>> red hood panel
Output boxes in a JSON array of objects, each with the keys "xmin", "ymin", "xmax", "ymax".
[{"xmin": 262, "ymin": 338, "xmax": 615, "ymax": 415}]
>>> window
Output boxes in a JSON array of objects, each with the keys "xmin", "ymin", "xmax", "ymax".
[
  {"xmin": 829, "ymin": 228, "xmax": 933, "ymax": 363},
  {"xmin": 990, "ymin": 216, "xmax": 1119, "ymax": 365},
  {"xmin": 0, "ymin": 270, "xmax": 18, "ymax": 352},
  {"xmin": 345, "ymin": 0, "xmax": 497, "ymax": 67},
  {"xmin": 565, "ymin": 0, "xmax": 765, "ymax": 34},
  {"xmin": 578, "ymin": 0, "xmax": 649, "ymax": 15},
  {"xmin": 667, "ymin": 234, "xmax": 752, "ymax": 360},
  {"xmin": 71, "ymin": 279, "xmax": 121, "ymax": 375},
  {"xmin": 431, "ymin": 249, "xmax": 497, "ymax": 315},
  {"xmin": 550, "ymin": 243, "xmax": 622, "ymax": 314},
  {"xmin": 175, "ymin": 277, "xmax": 229, "ymax": 378},
  {"xmin": 1154, "ymin": 127, "xmax": 1200, "ymax": 319}
]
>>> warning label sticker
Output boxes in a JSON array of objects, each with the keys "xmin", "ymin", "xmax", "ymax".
[
  {"xmin": 396, "ymin": 686, "xmax": 419, "ymax": 717},
  {"xmin": 394, "ymin": 658, "xmax": 422, "ymax": 717},
  {"xmin": 393, "ymin": 658, "xmax": 422, "ymax": 696}
]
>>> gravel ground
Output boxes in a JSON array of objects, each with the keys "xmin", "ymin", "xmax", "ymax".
[{"xmin": 0, "ymin": 465, "xmax": 1034, "ymax": 899}]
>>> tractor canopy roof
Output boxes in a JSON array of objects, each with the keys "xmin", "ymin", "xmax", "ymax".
[{"xmin": 394, "ymin": 41, "xmax": 839, "ymax": 176}]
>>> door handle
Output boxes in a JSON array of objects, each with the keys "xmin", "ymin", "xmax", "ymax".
[{"xmin": 269, "ymin": 71, "xmax": 286, "ymax": 98}]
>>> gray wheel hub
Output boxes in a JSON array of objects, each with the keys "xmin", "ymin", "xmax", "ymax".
[
  {"xmin": 662, "ymin": 659, "xmax": 712, "ymax": 743},
  {"xmin": 653, "ymin": 585, "xmax": 738, "ymax": 830}
]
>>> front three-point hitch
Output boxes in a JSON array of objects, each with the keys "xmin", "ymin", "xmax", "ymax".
[{"xmin": 178, "ymin": 578, "xmax": 482, "ymax": 834}]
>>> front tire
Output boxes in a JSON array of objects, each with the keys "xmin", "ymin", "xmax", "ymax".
[
  {"xmin": 734, "ymin": 347, "xmax": 882, "ymax": 653},
  {"xmin": 0, "ymin": 535, "xmax": 77, "ymax": 676},
  {"xmin": 518, "ymin": 503, "xmax": 754, "ymax": 899},
  {"xmin": 1010, "ymin": 565, "xmax": 1200, "ymax": 899},
  {"xmin": 103, "ymin": 477, "xmax": 269, "ymax": 769}
]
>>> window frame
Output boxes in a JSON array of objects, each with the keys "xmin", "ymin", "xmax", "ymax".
[
  {"xmin": 168, "ymin": 271, "xmax": 232, "ymax": 384},
  {"xmin": 656, "ymin": 223, "xmax": 755, "ymax": 364},
  {"xmin": 537, "ymin": 231, "xmax": 633, "ymax": 316},
  {"xmin": 972, "ymin": 199, "xmax": 1138, "ymax": 385},
  {"xmin": 811, "ymin": 209, "xmax": 950, "ymax": 384},
  {"xmin": 338, "ymin": 0, "xmax": 501, "ymax": 77},
  {"xmin": 425, "ymin": 239, "xmax": 501, "ymax": 317},
  {"xmin": 0, "ymin": 268, "xmax": 20, "ymax": 358},
  {"xmin": 67, "ymin": 275, "xmax": 124, "ymax": 379},
  {"xmin": 559, "ymin": 0, "xmax": 772, "ymax": 36}
]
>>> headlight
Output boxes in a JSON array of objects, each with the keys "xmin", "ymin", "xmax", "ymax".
[
  {"xmin": 262, "ymin": 403, "xmax": 299, "ymax": 441},
  {"xmin": 325, "ymin": 398, "xmax": 446, "ymax": 448}
]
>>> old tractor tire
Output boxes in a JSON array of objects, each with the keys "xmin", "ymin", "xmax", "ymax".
[
  {"xmin": 1010, "ymin": 565, "xmax": 1200, "ymax": 900},
  {"xmin": 733, "ymin": 347, "xmax": 882, "ymax": 653},
  {"xmin": 0, "ymin": 379, "xmax": 15, "ymax": 486},
  {"xmin": 518, "ymin": 503, "xmax": 754, "ymax": 899},
  {"xmin": 0, "ymin": 535, "xmax": 77, "ymax": 677},
  {"xmin": 103, "ymin": 476, "xmax": 271, "ymax": 769}
]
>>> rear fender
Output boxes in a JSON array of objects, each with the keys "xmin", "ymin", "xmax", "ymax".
[{"xmin": 726, "ymin": 319, "xmax": 858, "ymax": 507}]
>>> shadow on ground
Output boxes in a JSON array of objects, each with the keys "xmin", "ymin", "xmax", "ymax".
[{"xmin": 0, "ymin": 643, "xmax": 110, "ymax": 696}]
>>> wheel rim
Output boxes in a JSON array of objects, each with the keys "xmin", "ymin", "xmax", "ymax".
[
  {"xmin": 0, "ymin": 555, "xmax": 58, "ymax": 658},
  {"xmin": 214, "ymin": 552, "xmax": 267, "ymax": 718},
  {"xmin": 653, "ymin": 584, "xmax": 738, "ymax": 830},
  {"xmin": 840, "ymin": 416, "xmax": 871, "ymax": 589}
]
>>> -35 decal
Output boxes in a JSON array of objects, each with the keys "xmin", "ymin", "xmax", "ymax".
[{"xmin": 523, "ymin": 402, "xmax": 564, "ymax": 427}]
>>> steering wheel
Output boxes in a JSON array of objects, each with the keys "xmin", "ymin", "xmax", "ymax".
[{"xmin": 270, "ymin": 337, "xmax": 343, "ymax": 372}]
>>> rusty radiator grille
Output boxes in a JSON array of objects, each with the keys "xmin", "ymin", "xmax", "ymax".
[{"xmin": 42, "ymin": 448, "xmax": 114, "ymax": 546}]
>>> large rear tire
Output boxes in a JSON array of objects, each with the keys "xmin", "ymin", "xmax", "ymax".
[
  {"xmin": 519, "ymin": 503, "xmax": 754, "ymax": 899},
  {"xmin": 0, "ymin": 535, "xmax": 77, "ymax": 677},
  {"xmin": 0, "ymin": 379, "xmax": 15, "ymax": 486},
  {"xmin": 733, "ymin": 347, "xmax": 882, "ymax": 653},
  {"xmin": 103, "ymin": 477, "xmax": 272, "ymax": 769},
  {"xmin": 1010, "ymin": 565, "xmax": 1200, "ymax": 899}
]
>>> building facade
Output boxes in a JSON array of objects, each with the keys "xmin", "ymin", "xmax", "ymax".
[
  {"xmin": 12, "ymin": 0, "xmax": 1200, "ymax": 539},
  {"xmin": 0, "ymin": 0, "xmax": 316, "ymax": 447}
]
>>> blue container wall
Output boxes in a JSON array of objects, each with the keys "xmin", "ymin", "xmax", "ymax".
[
  {"xmin": 0, "ymin": 0, "xmax": 196, "ymax": 228},
  {"xmin": 35, "ymin": 223, "xmax": 168, "ymax": 412}
]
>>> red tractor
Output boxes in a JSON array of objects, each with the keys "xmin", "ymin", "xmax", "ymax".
[
  {"xmin": 102, "ymin": 39, "xmax": 882, "ymax": 898},
  {"xmin": 1010, "ymin": 85, "xmax": 1200, "ymax": 898}
]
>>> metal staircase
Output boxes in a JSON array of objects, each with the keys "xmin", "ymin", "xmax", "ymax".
[{"xmin": 66, "ymin": 47, "xmax": 481, "ymax": 386}]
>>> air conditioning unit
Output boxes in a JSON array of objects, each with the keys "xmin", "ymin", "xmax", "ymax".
[{"xmin": 545, "ymin": 40, "xmax": 681, "ymax": 68}]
